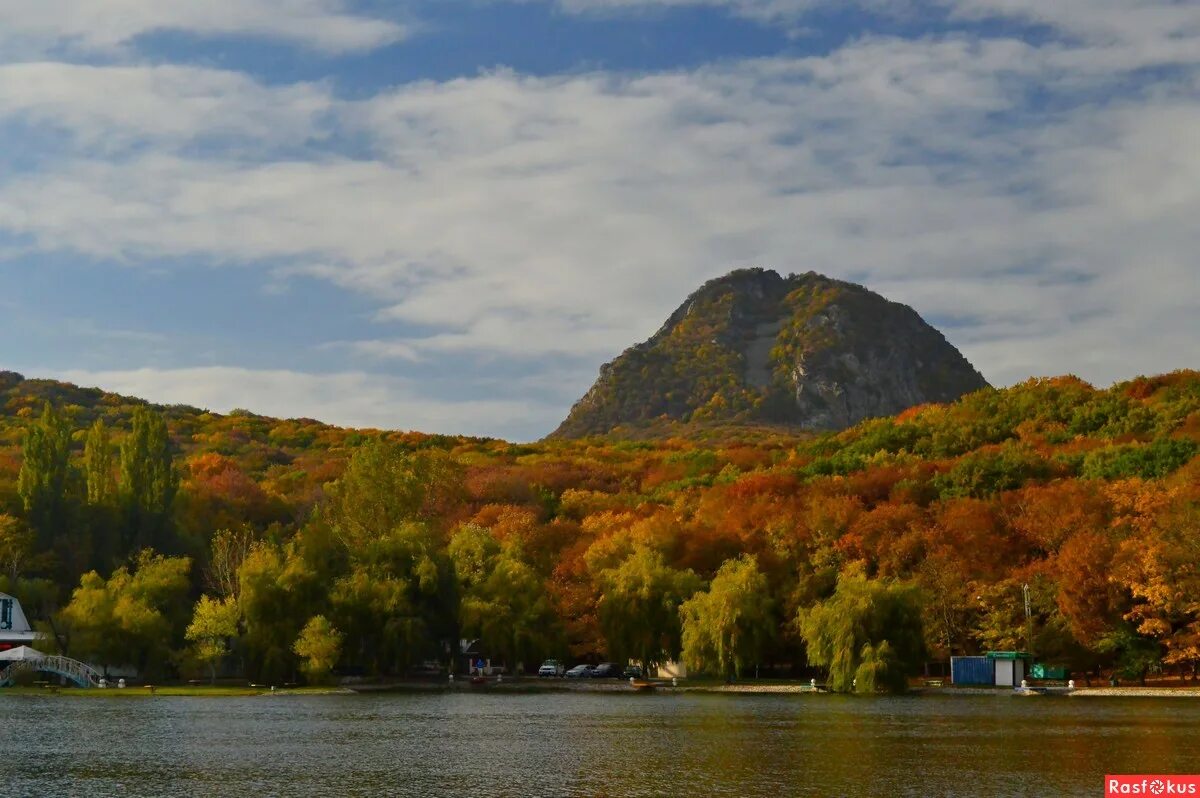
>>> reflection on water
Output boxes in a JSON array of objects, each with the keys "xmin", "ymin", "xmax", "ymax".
[{"xmin": 3, "ymin": 691, "xmax": 1199, "ymax": 796}]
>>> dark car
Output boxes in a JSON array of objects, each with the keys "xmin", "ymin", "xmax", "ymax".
[
  {"xmin": 591, "ymin": 662, "xmax": 623, "ymax": 678},
  {"xmin": 622, "ymin": 665, "xmax": 643, "ymax": 679}
]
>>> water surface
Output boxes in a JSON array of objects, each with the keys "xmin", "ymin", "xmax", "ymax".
[{"xmin": 3, "ymin": 691, "xmax": 1197, "ymax": 796}]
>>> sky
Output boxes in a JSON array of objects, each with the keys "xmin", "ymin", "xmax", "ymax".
[{"xmin": 0, "ymin": 1, "xmax": 1197, "ymax": 441}]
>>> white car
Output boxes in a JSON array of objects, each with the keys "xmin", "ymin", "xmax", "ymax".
[
  {"xmin": 565, "ymin": 664, "xmax": 595, "ymax": 678},
  {"xmin": 538, "ymin": 659, "xmax": 565, "ymax": 677}
]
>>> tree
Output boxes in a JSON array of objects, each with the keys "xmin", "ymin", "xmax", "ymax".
[
  {"xmin": 854, "ymin": 641, "xmax": 906, "ymax": 694},
  {"xmin": 323, "ymin": 439, "xmax": 463, "ymax": 548},
  {"xmin": 186, "ymin": 594, "xmax": 240, "ymax": 684},
  {"xmin": 238, "ymin": 541, "xmax": 318, "ymax": 683},
  {"xmin": 207, "ymin": 526, "xmax": 257, "ymax": 601},
  {"xmin": 329, "ymin": 523, "xmax": 453, "ymax": 675},
  {"xmin": 679, "ymin": 555, "xmax": 773, "ymax": 680},
  {"xmin": 799, "ymin": 569, "xmax": 925, "ymax": 693},
  {"xmin": 18, "ymin": 403, "xmax": 76, "ymax": 560},
  {"xmin": 84, "ymin": 419, "xmax": 115, "ymax": 506},
  {"xmin": 0, "ymin": 514, "xmax": 36, "ymax": 581},
  {"xmin": 59, "ymin": 550, "xmax": 192, "ymax": 677},
  {"xmin": 595, "ymin": 545, "xmax": 700, "ymax": 674},
  {"xmin": 1115, "ymin": 502, "xmax": 1200, "ymax": 676},
  {"xmin": 294, "ymin": 615, "xmax": 343, "ymax": 684},
  {"xmin": 120, "ymin": 408, "xmax": 178, "ymax": 552},
  {"xmin": 452, "ymin": 530, "xmax": 562, "ymax": 671}
]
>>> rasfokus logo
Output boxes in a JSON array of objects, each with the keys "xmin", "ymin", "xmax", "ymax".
[{"xmin": 1107, "ymin": 776, "xmax": 1200, "ymax": 796}]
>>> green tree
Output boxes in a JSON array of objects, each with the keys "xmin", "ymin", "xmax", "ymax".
[
  {"xmin": 83, "ymin": 419, "xmax": 121, "ymax": 571},
  {"xmin": 238, "ymin": 541, "xmax": 317, "ymax": 683},
  {"xmin": 0, "ymin": 514, "xmax": 36, "ymax": 581},
  {"xmin": 59, "ymin": 550, "xmax": 192, "ymax": 677},
  {"xmin": 452, "ymin": 530, "xmax": 562, "ymax": 671},
  {"xmin": 18, "ymin": 403, "xmax": 75, "ymax": 557},
  {"xmin": 595, "ymin": 545, "xmax": 700, "ymax": 674},
  {"xmin": 1097, "ymin": 624, "xmax": 1163, "ymax": 685},
  {"xmin": 799, "ymin": 569, "xmax": 926, "ymax": 693},
  {"xmin": 679, "ymin": 555, "xmax": 773, "ymax": 680},
  {"xmin": 119, "ymin": 407, "xmax": 178, "ymax": 553},
  {"xmin": 323, "ymin": 439, "xmax": 463, "ymax": 545},
  {"xmin": 84, "ymin": 419, "xmax": 115, "ymax": 506},
  {"xmin": 186, "ymin": 594, "xmax": 241, "ymax": 684},
  {"xmin": 293, "ymin": 615, "xmax": 343, "ymax": 684},
  {"xmin": 853, "ymin": 641, "xmax": 907, "ymax": 694},
  {"xmin": 329, "ymin": 523, "xmax": 453, "ymax": 675}
]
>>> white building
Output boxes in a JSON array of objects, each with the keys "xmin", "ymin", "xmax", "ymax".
[{"xmin": 0, "ymin": 592, "xmax": 39, "ymax": 652}]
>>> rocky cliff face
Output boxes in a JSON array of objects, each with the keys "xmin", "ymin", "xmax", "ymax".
[{"xmin": 553, "ymin": 268, "xmax": 989, "ymax": 437}]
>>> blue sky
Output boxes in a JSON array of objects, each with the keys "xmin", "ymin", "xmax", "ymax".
[{"xmin": 1, "ymin": 1, "xmax": 1197, "ymax": 440}]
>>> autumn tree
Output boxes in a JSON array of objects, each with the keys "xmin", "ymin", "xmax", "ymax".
[
  {"xmin": 1116, "ymin": 501, "xmax": 1200, "ymax": 676},
  {"xmin": 186, "ymin": 594, "xmax": 240, "ymax": 683},
  {"xmin": 294, "ymin": 615, "xmax": 343, "ymax": 684},
  {"xmin": 680, "ymin": 555, "xmax": 773, "ymax": 679}
]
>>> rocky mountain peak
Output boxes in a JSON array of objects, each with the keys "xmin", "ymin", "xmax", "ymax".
[{"xmin": 553, "ymin": 268, "xmax": 989, "ymax": 437}]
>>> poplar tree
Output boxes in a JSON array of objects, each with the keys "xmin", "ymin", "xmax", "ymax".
[
  {"xmin": 17, "ymin": 403, "xmax": 74, "ymax": 551},
  {"xmin": 84, "ymin": 419, "xmax": 114, "ymax": 506},
  {"xmin": 120, "ymin": 407, "xmax": 178, "ymax": 552}
]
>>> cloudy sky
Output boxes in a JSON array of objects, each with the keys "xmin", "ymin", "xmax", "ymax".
[{"xmin": 1, "ymin": 1, "xmax": 1196, "ymax": 440}]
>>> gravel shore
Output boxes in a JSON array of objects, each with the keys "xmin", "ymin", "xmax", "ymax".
[{"xmin": 1070, "ymin": 687, "xmax": 1200, "ymax": 697}]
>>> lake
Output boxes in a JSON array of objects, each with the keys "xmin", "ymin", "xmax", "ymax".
[{"xmin": 3, "ymin": 691, "xmax": 1198, "ymax": 796}]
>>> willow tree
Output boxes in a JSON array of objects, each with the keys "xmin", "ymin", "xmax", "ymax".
[
  {"xmin": 597, "ymin": 546, "xmax": 700, "ymax": 674},
  {"xmin": 680, "ymin": 555, "xmax": 773, "ymax": 680},
  {"xmin": 322, "ymin": 440, "xmax": 463, "ymax": 671},
  {"xmin": 799, "ymin": 569, "xmax": 926, "ymax": 693}
]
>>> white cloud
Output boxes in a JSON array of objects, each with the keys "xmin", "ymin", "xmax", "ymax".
[
  {"xmin": 1, "ymin": 7, "xmax": 1198, "ymax": 435},
  {"xmin": 544, "ymin": 0, "xmax": 1200, "ymax": 71},
  {"xmin": 0, "ymin": 63, "xmax": 333, "ymax": 153},
  {"xmin": 48, "ymin": 367, "xmax": 553, "ymax": 439},
  {"xmin": 0, "ymin": 0, "xmax": 405, "ymax": 57}
]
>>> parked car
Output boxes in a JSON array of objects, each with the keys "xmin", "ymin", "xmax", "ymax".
[
  {"xmin": 408, "ymin": 661, "xmax": 443, "ymax": 677},
  {"xmin": 622, "ymin": 665, "xmax": 643, "ymax": 679},
  {"xmin": 565, "ymin": 664, "xmax": 595, "ymax": 678},
  {"xmin": 538, "ymin": 659, "xmax": 565, "ymax": 677},
  {"xmin": 591, "ymin": 662, "xmax": 623, "ymax": 678}
]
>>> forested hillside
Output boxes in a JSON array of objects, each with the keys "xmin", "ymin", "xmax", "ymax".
[{"xmin": 1, "ymin": 369, "xmax": 1197, "ymax": 690}]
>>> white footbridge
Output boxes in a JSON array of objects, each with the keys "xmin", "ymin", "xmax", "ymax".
[{"xmin": 0, "ymin": 653, "xmax": 103, "ymax": 688}]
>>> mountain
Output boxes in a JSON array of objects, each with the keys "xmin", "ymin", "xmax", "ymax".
[{"xmin": 554, "ymin": 268, "xmax": 990, "ymax": 438}]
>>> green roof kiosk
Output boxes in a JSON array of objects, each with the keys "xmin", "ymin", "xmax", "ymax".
[{"xmin": 987, "ymin": 651, "xmax": 1031, "ymax": 687}]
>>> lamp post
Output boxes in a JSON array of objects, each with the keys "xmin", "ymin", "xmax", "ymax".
[{"xmin": 1023, "ymin": 583, "xmax": 1034, "ymax": 660}]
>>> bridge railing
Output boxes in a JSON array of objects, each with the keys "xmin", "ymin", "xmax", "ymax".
[{"xmin": 0, "ymin": 655, "xmax": 103, "ymax": 688}]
